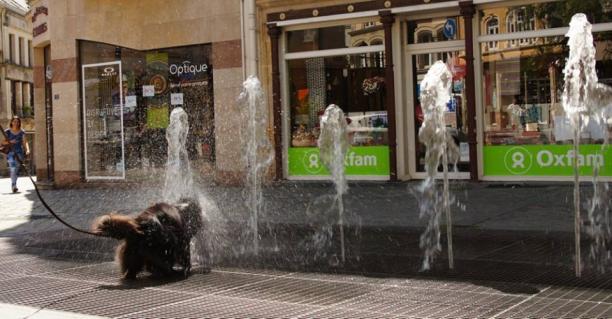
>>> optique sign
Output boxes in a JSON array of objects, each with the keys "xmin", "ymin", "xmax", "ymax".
[{"xmin": 169, "ymin": 61, "xmax": 209, "ymax": 77}]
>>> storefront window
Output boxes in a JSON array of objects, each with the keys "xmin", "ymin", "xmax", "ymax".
[
  {"xmin": 480, "ymin": 27, "xmax": 612, "ymax": 176},
  {"xmin": 407, "ymin": 16, "xmax": 464, "ymax": 44},
  {"xmin": 481, "ymin": 33, "xmax": 611, "ymax": 146},
  {"xmin": 287, "ymin": 22, "xmax": 383, "ymax": 53},
  {"xmin": 286, "ymin": 52, "xmax": 389, "ymax": 177},
  {"xmin": 79, "ymin": 41, "xmax": 214, "ymax": 180}
]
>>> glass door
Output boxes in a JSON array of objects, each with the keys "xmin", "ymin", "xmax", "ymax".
[
  {"xmin": 81, "ymin": 61, "xmax": 125, "ymax": 180},
  {"xmin": 406, "ymin": 46, "xmax": 470, "ymax": 177}
]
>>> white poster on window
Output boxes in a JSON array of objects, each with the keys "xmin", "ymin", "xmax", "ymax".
[
  {"xmin": 142, "ymin": 85, "xmax": 155, "ymax": 97},
  {"xmin": 444, "ymin": 111, "xmax": 457, "ymax": 128},
  {"xmin": 125, "ymin": 95, "xmax": 137, "ymax": 107},
  {"xmin": 554, "ymin": 115, "xmax": 606, "ymax": 141},
  {"xmin": 460, "ymin": 142, "xmax": 469, "ymax": 162},
  {"xmin": 171, "ymin": 93, "xmax": 184, "ymax": 105}
]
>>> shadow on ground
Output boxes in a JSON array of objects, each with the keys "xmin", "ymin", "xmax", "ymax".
[{"xmin": 0, "ymin": 181, "xmax": 610, "ymax": 295}]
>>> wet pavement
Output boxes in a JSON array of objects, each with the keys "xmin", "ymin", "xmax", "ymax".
[{"xmin": 0, "ymin": 177, "xmax": 611, "ymax": 318}]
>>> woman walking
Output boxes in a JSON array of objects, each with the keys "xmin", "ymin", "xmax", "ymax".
[{"xmin": 2, "ymin": 117, "xmax": 30, "ymax": 193}]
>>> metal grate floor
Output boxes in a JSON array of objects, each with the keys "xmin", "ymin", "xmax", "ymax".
[
  {"xmin": 1, "ymin": 233, "xmax": 612, "ymax": 318},
  {"xmin": 0, "ymin": 254, "xmax": 611, "ymax": 318}
]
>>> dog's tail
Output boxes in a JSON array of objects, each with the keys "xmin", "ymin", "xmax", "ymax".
[{"xmin": 91, "ymin": 214, "xmax": 143, "ymax": 239}]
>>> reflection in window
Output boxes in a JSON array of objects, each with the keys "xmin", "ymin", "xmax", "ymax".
[
  {"xmin": 415, "ymin": 30, "xmax": 434, "ymax": 70},
  {"xmin": 436, "ymin": 28, "xmax": 452, "ymax": 41},
  {"xmin": 486, "ymin": 16, "xmax": 499, "ymax": 50},
  {"xmin": 436, "ymin": 28, "xmax": 445, "ymax": 41},
  {"xmin": 363, "ymin": 21, "xmax": 376, "ymax": 28},
  {"xmin": 481, "ymin": 33, "xmax": 612, "ymax": 146},
  {"xmin": 478, "ymin": 3, "xmax": 610, "ymax": 36},
  {"xmin": 506, "ymin": 7, "xmax": 536, "ymax": 46},
  {"xmin": 288, "ymin": 53, "xmax": 388, "ymax": 148},
  {"xmin": 417, "ymin": 30, "xmax": 433, "ymax": 43},
  {"xmin": 287, "ymin": 22, "xmax": 383, "ymax": 53},
  {"xmin": 408, "ymin": 17, "xmax": 464, "ymax": 44}
]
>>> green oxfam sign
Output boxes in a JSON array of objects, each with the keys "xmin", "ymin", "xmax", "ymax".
[
  {"xmin": 484, "ymin": 145, "xmax": 612, "ymax": 176},
  {"xmin": 288, "ymin": 146, "xmax": 390, "ymax": 176}
]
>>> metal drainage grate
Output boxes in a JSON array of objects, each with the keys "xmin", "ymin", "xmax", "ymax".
[
  {"xmin": 0, "ymin": 276, "xmax": 96, "ymax": 307},
  {"xmin": 216, "ymin": 276, "xmax": 377, "ymax": 307},
  {"xmin": 120, "ymin": 294, "xmax": 321, "ymax": 319},
  {"xmin": 158, "ymin": 270, "xmax": 279, "ymax": 294},
  {"xmin": 49, "ymin": 286, "xmax": 200, "ymax": 318},
  {"xmin": 0, "ymin": 257, "xmax": 93, "ymax": 276},
  {"xmin": 0, "ymin": 254, "xmax": 610, "ymax": 318}
]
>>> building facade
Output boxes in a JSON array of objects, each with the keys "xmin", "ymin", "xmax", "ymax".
[
  {"xmin": 0, "ymin": 0, "xmax": 33, "ymax": 175},
  {"xmin": 27, "ymin": 0, "xmax": 612, "ymax": 186},
  {"xmin": 256, "ymin": 0, "xmax": 612, "ymax": 182},
  {"xmin": 30, "ymin": 0, "xmax": 249, "ymax": 186}
]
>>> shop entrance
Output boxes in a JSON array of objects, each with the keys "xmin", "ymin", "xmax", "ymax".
[
  {"xmin": 405, "ymin": 32, "xmax": 470, "ymax": 178},
  {"xmin": 81, "ymin": 61, "xmax": 125, "ymax": 180}
]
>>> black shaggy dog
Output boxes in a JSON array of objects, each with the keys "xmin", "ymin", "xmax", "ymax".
[{"xmin": 92, "ymin": 198, "xmax": 203, "ymax": 280}]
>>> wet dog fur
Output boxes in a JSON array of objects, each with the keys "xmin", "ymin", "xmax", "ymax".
[{"xmin": 92, "ymin": 198, "xmax": 203, "ymax": 280}]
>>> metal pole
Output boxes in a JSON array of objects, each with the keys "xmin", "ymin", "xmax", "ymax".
[
  {"xmin": 339, "ymin": 196, "xmax": 345, "ymax": 264},
  {"xmin": 443, "ymin": 142, "xmax": 454, "ymax": 270},
  {"xmin": 574, "ymin": 126, "xmax": 581, "ymax": 277}
]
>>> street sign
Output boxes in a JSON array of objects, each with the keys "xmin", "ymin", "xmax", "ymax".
[{"xmin": 443, "ymin": 18, "xmax": 457, "ymax": 39}]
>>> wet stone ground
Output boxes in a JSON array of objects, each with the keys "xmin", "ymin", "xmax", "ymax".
[{"xmin": 0, "ymin": 178, "xmax": 611, "ymax": 318}]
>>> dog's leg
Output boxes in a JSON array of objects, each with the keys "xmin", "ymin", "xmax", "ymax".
[
  {"xmin": 116, "ymin": 242, "xmax": 129, "ymax": 275},
  {"xmin": 180, "ymin": 241, "xmax": 191, "ymax": 277},
  {"xmin": 143, "ymin": 250, "xmax": 178, "ymax": 278},
  {"xmin": 118, "ymin": 241, "xmax": 144, "ymax": 280}
]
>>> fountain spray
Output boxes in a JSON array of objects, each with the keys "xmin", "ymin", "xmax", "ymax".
[
  {"xmin": 417, "ymin": 61, "xmax": 460, "ymax": 270},
  {"xmin": 318, "ymin": 104, "xmax": 349, "ymax": 264},
  {"xmin": 240, "ymin": 76, "xmax": 274, "ymax": 255},
  {"xmin": 562, "ymin": 14, "xmax": 612, "ymax": 277},
  {"xmin": 164, "ymin": 107, "xmax": 194, "ymax": 202}
]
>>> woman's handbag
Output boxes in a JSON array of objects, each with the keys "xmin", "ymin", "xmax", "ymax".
[
  {"xmin": 0, "ymin": 142, "xmax": 10, "ymax": 155},
  {"xmin": 1, "ymin": 127, "xmax": 11, "ymax": 155}
]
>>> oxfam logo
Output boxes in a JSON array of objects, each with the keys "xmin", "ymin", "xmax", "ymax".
[
  {"xmin": 504, "ymin": 147, "xmax": 533, "ymax": 175},
  {"xmin": 302, "ymin": 150, "xmax": 324, "ymax": 174}
]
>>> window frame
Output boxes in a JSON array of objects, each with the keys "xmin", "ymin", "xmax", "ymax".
[
  {"xmin": 27, "ymin": 40, "xmax": 32, "ymax": 67},
  {"xmin": 8, "ymin": 34, "xmax": 14, "ymax": 63},
  {"xmin": 280, "ymin": 19, "xmax": 389, "ymax": 180},
  {"xmin": 18, "ymin": 37, "xmax": 24, "ymax": 65}
]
